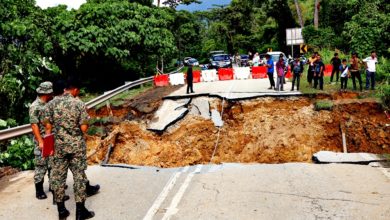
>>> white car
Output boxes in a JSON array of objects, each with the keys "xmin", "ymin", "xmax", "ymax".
[{"xmin": 267, "ymin": 51, "xmax": 288, "ymax": 76}]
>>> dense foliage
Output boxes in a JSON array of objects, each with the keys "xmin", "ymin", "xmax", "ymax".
[{"xmin": 0, "ymin": 136, "xmax": 35, "ymax": 170}]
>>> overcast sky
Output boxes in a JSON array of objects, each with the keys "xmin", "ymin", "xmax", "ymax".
[{"xmin": 36, "ymin": 0, "xmax": 161, "ymax": 9}]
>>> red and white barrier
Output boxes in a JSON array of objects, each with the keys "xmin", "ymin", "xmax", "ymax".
[
  {"xmin": 218, "ymin": 68, "xmax": 234, "ymax": 81},
  {"xmin": 252, "ymin": 66, "xmax": 268, "ymax": 79},
  {"xmin": 234, "ymin": 67, "xmax": 251, "ymax": 80}
]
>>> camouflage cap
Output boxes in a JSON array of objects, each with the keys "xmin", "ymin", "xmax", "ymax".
[{"xmin": 36, "ymin": 81, "xmax": 53, "ymax": 94}]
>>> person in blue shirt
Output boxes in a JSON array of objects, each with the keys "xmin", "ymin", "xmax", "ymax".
[{"xmin": 264, "ymin": 54, "xmax": 275, "ymax": 89}]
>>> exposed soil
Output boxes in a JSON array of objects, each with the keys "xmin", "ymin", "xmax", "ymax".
[
  {"xmin": 0, "ymin": 166, "xmax": 20, "ymax": 179},
  {"xmin": 88, "ymin": 85, "xmax": 183, "ymax": 121},
  {"xmin": 86, "ymin": 90, "xmax": 390, "ymax": 168}
]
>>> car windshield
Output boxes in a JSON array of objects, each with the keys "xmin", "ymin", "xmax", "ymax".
[
  {"xmin": 189, "ymin": 58, "xmax": 197, "ymax": 63},
  {"xmin": 212, "ymin": 55, "xmax": 229, "ymax": 61},
  {"xmin": 240, "ymin": 55, "xmax": 249, "ymax": 59},
  {"xmin": 271, "ymin": 55, "xmax": 280, "ymax": 62}
]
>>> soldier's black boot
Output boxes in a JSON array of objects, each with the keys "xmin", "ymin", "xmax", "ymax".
[
  {"xmin": 35, "ymin": 181, "xmax": 47, "ymax": 200},
  {"xmin": 57, "ymin": 202, "xmax": 70, "ymax": 220},
  {"xmin": 76, "ymin": 202, "xmax": 95, "ymax": 220},
  {"xmin": 86, "ymin": 181, "xmax": 100, "ymax": 197}
]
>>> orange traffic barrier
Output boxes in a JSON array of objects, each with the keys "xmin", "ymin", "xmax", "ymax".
[
  {"xmin": 154, "ymin": 74, "xmax": 169, "ymax": 87},
  {"xmin": 218, "ymin": 68, "xmax": 234, "ymax": 81},
  {"xmin": 252, "ymin": 66, "xmax": 268, "ymax": 79},
  {"xmin": 193, "ymin": 70, "xmax": 201, "ymax": 83},
  {"xmin": 324, "ymin": 64, "xmax": 333, "ymax": 76},
  {"xmin": 285, "ymin": 65, "xmax": 292, "ymax": 78}
]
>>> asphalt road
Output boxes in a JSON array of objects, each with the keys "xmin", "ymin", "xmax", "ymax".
[{"xmin": 1, "ymin": 163, "xmax": 390, "ymax": 220}]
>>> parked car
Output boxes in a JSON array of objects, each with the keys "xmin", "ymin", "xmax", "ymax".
[
  {"xmin": 183, "ymin": 57, "xmax": 192, "ymax": 65},
  {"xmin": 187, "ymin": 58, "xmax": 199, "ymax": 66},
  {"xmin": 209, "ymin": 54, "xmax": 232, "ymax": 69},
  {"xmin": 240, "ymin": 54, "xmax": 250, "ymax": 66}
]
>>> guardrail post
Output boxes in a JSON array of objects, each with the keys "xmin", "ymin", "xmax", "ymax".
[{"xmin": 106, "ymin": 101, "xmax": 113, "ymax": 117}]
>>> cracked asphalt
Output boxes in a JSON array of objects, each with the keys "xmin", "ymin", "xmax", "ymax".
[{"xmin": 1, "ymin": 163, "xmax": 390, "ymax": 220}]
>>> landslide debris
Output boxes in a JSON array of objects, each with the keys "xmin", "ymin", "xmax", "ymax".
[{"xmin": 86, "ymin": 90, "xmax": 390, "ymax": 168}]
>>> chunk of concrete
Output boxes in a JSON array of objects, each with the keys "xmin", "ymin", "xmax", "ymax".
[
  {"xmin": 312, "ymin": 151, "xmax": 388, "ymax": 164},
  {"xmin": 191, "ymin": 97, "xmax": 210, "ymax": 119},
  {"xmin": 211, "ymin": 109, "xmax": 224, "ymax": 127},
  {"xmin": 147, "ymin": 99, "xmax": 190, "ymax": 132}
]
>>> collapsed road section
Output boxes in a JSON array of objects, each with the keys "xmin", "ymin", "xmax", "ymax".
[{"xmin": 86, "ymin": 86, "xmax": 390, "ymax": 168}]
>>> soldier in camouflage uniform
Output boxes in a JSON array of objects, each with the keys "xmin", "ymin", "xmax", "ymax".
[
  {"xmin": 29, "ymin": 82, "xmax": 53, "ymax": 200},
  {"xmin": 44, "ymin": 79, "xmax": 95, "ymax": 220}
]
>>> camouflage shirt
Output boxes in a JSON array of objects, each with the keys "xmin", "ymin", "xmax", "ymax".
[
  {"xmin": 29, "ymin": 97, "xmax": 46, "ymax": 137},
  {"xmin": 44, "ymin": 93, "xmax": 90, "ymax": 156}
]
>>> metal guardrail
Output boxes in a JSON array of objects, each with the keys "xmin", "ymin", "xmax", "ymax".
[{"xmin": 0, "ymin": 77, "xmax": 154, "ymax": 141}]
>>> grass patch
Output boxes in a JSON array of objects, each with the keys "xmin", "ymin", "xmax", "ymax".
[
  {"xmin": 87, "ymin": 125, "xmax": 106, "ymax": 136},
  {"xmin": 314, "ymin": 100, "xmax": 334, "ymax": 111},
  {"xmin": 89, "ymin": 116, "xmax": 113, "ymax": 125}
]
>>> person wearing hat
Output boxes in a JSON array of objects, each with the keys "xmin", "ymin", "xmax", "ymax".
[
  {"xmin": 44, "ymin": 78, "xmax": 95, "ymax": 220},
  {"xmin": 29, "ymin": 81, "xmax": 55, "ymax": 200}
]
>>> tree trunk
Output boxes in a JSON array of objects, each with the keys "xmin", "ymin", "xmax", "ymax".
[
  {"xmin": 314, "ymin": 0, "xmax": 320, "ymax": 29},
  {"xmin": 157, "ymin": 0, "xmax": 160, "ymax": 7},
  {"xmin": 294, "ymin": 0, "xmax": 303, "ymax": 28}
]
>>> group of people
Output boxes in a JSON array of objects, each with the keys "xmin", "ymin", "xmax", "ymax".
[
  {"xmin": 30, "ymin": 79, "xmax": 100, "ymax": 220},
  {"xmin": 308, "ymin": 51, "xmax": 378, "ymax": 92},
  {"xmin": 264, "ymin": 54, "xmax": 304, "ymax": 91}
]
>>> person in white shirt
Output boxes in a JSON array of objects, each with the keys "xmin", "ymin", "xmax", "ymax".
[
  {"xmin": 363, "ymin": 51, "xmax": 378, "ymax": 90},
  {"xmin": 252, "ymin": 52, "xmax": 260, "ymax": 67}
]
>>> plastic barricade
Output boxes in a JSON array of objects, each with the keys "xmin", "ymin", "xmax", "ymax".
[
  {"xmin": 324, "ymin": 64, "xmax": 333, "ymax": 76},
  {"xmin": 285, "ymin": 65, "xmax": 292, "ymax": 78},
  {"xmin": 169, "ymin": 72, "xmax": 185, "ymax": 86},
  {"xmin": 201, "ymin": 69, "xmax": 218, "ymax": 82},
  {"xmin": 193, "ymin": 70, "xmax": 201, "ymax": 83},
  {"xmin": 154, "ymin": 74, "xmax": 169, "ymax": 87},
  {"xmin": 251, "ymin": 66, "xmax": 268, "ymax": 79},
  {"xmin": 234, "ymin": 67, "xmax": 251, "ymax": 80},
  {"xmin": 218, "ymin": 68, "xmax": 234, "ymax": 81}
]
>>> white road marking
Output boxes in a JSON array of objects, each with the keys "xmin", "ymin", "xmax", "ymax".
[
  {"xmin": 143, "ymin": 166, "xmax": 189, "ymax": 220},
  {"xmin": 162, "ymin": 165, "xmax": 203, "ymax": 220}
]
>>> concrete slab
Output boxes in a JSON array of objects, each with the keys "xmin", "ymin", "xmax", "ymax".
[
  {"xmin": 211, "ymin": 109, "xmax": 224, "ymax": 127},
  {"xmin": 165, "ymin": 78, "xmax": 302, "ymax": 100},
  {"xmin": 147, "ymin": 99, "xmax": 190, "ymax": 132},
  {"xmin": 191, "ymin": 97, "xmax": 210, "ymax": 119},
  {"xmin": 313, "ymin": 151, "xmax": 389, "ymax": 164}
]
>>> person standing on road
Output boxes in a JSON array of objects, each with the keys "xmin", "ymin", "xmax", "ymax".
[
  {"xmin": 330, "ymin": 53, "xmax": 341, "ymax": 83},
  {"xmin": 235, "ymin": 52, "xmax": 241, "ymax": 67},
  {"xmin": 275, "ymin": 55, "xmax": 286, "ymax": 91},
  {"xmin": 253, "ymin": 52, "xmax": 260, "ymax": 67},
  {"xmin": 363, "ymin": 50, "xmax": 378, "ymax": 90},
  {"xmin": 307, "ymin": 52, "xmax": 318, "ymax": 87},
  {"xmin": 50, "ymin": 79, "xmax": 100, "ymax": 200},
  {"xmin": 290, "ymin": 55, "xmax": 304, "ymax": 91},
  {"xmin": 44, "ymin": 78, "xmax": 95, "ymax": 220},
  {"xmin": 340, "ymin": 59, "xmax": 350, "ymax": 92},
  {"xmin": 265, "ymin": 54, "xmax": 275, "ymax": 90},
  {"xmin": 186, "ymin": 64, "xmax": 194, "ymax": 94},
  {"xmin": 349, "ymin": 52, "xmax": 363, "ymax": 91},
  {"xmin": 313, "ymin": 54, "xmax": 325, "ymax": 90},
  {"xmin": 30, "ymin": 82, "xmax": 56, "ymax": 200}
]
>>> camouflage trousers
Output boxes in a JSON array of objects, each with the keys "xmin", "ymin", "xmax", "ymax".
[
  {"xmin": 51, "ymin": 152, "xmax": 88, "ymax": 203},
  {"xmin": 34, "ymin": 145, "xmax": 53, "ymax": 184}
]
